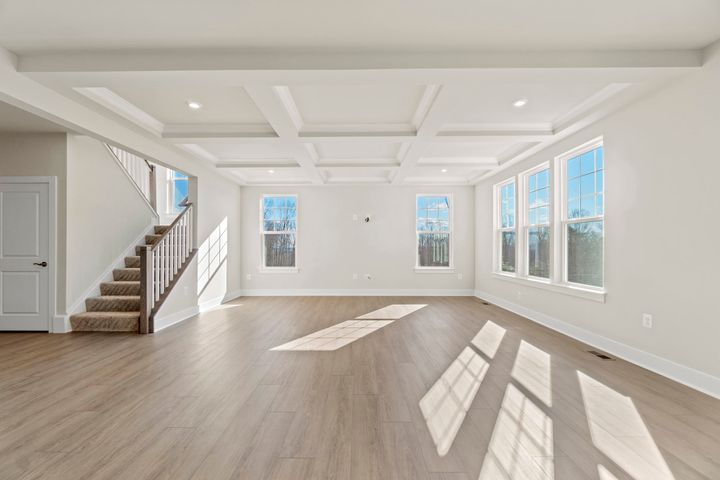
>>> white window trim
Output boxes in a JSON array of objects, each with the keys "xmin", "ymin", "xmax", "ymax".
[
  {"xmin": 259, "ymin": 193, "xmax": 299, "ymax": 273},
  {"xmin": 491, "ymin": 137, "xmax": 606, "ymax": 302},
  {"xmin": 415, "ymin": 193, "xmax": 454, "ymax": 271},
  {"xmin": 557, "ymin": 137, "xmax": 605, "ymax": 290},
  {"xmin": 493, "ymin": 178, "xmax": 517, "ymax": 274}
]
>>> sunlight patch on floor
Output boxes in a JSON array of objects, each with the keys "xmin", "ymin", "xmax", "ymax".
[
  {"xmin": 578, "ymin": 371, "xmax": 675, "ymax": 480},
  {"xmin": 511, "ymin": 340, "xmax": 553, "ymax": 407},
  {"xmin": 419, "ymin": 346, "xmax": 489, "ymax": 456},
  {"xmin": 270, "ymin": 320, "xmax": 394, "ymax": 351},
  {"xmin": 478, "ymin": 383, "xmax": 555, "ymax": 480},
  {"xmin": 356, "ymin": 304, "xmax": 427, "ymax": 319},
  {"xmin": 471, "ymin": 320, "xmax": 507, "ymax": 359}
]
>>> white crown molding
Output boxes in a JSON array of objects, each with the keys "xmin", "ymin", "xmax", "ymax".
[
  {"xmin": 18, "ymin": 49, "xmax": 703, "ymax": 73},
  {"xmin": 474, "ymin": 290, "xmax": 720, "ymax": 400},
  {"xmin": 74, "ymin": 87, "xmax": 164, "ymax": 136}
]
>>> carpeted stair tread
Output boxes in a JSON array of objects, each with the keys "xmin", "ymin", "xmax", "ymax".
[
  {"xmin": 145, "ymin": 234, "xmax": 162, "ymax": 245},
  {"xmin": 113, "ymin": 268, "xmax": 140, "ymax": 281},
  {"xmin": 70, "ymin": 311, "xmax": 139, "ymax": 332},
  {"xmin": 154, "ymin": 225, "xmax": 170, "ymax": 234},
  {"xmin": 124, "ymin": 256, "xmax": 140, "ymax": 268},
  {"xmin": 86, "ymin": 295, "xmax": 140, "ymax": 312},
  {"xmin": 100, "ymin": 281, "xmax": 140, "ymax": 296}
]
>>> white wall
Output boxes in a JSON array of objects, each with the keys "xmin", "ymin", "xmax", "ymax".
[
  {"xmin": 475, "ymin": 41, "xmax": 720, "ymax": 385},
  {"xmin": 0, "ymin": 132, "xmax": 67, "ymax": 314},
  {"xmin": 240, "ymin": 185, "xmax": 474, "ymax": 294},
  {"xmin": 65, "ymin": 135, "xmax": 157, "ymax": 311}
]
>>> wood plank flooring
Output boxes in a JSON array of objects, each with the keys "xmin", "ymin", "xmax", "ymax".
[{"xmin": 1, "ymin": 296, "xmax": 719, "ymax": 479}]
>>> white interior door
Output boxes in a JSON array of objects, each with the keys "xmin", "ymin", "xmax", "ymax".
[{"xmin": 0, "ymin": 181, "xmax": 50, "ymax": 331}]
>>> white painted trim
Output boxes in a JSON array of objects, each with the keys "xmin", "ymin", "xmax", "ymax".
[
  {"xmin": 0, "ymin": 176, "xmax": 57, "ymax": 332},
  {"xmin": 240, "ymin": 289, "xmax": 474, "ymax": 296},
  {"xmin": 52, "ymin": 315, "xmax": 70, "ymax": 333},
  {"xmin": 474, "ymin": 289, "xmax": 720, "ymax": 400},
  {"xmin": 492, "ymin": 272, "xmax": 606, "ymax": 303},
  {"xmin": 67, "ymin": 223, "xmax": 156, "ymax": 315},
  {"xmin": 104, "ymin": 144, "xmax": 159, "ymax": 219},
  {"xmin": 153, "ymin": 305, "xmax": 199, "ymax": 332},
  {"xmin": 153, "ymin": 289, "xmax": 244, "ymax": 332}
]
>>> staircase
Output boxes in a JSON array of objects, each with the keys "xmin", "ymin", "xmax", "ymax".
[{"xmin": 70, "ymin": 225, "xmax": 170, "ymax": 332}]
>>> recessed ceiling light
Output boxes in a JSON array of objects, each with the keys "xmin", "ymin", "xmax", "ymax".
[
  {"xmin": 513, "ymin": 98, "xmax": 528, "ymax": 108},
  {"xmin": 187, "ymin": 100, "xmax": 202, "ymax": 110},
  {"xmin": 268, "ymin": 169, "xmax": 275, "ymax": 174},
  {"xmin": 441, "ymin": 168, "xmax": 448, "ymax": 173}
]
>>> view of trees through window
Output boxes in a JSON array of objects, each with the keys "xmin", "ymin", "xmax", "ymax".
[
  {"xmin": 493, "ymin": 140, "xmax": 604, "ymax": 290},
  {"xmin": 262, "ymin": 195, "xmax": 297, "ymax": 268},
  {"xmin": 527, "ymin": 168, "xmax": 550, "ymax": 278},
  {"xmin": 499, "ymin": 182, "xmax": 516, "ymax": 272},
  {"xmin": 416, "ymin": 195, "xmax": 451, "ymax": 267},
  {"xmin": 566, "ymin": 146, "xmax": 604, "ymax": 287}
]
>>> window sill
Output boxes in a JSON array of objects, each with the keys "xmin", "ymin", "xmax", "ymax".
[
  {"xmin": 259, "ymin": 267, "xmax": 299, "ymax": 274},
  {"xmin": 415, "ymin": 267, "xmax": 455, "ymax": 274},
  {"xmin": 492, "ymin": 272, "xmax": 606, "ymax": 303}
]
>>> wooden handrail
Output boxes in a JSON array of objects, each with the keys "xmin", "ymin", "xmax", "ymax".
[{"xmin": 148, "ymin": 202, "xmax": 192, "ymax": 252}]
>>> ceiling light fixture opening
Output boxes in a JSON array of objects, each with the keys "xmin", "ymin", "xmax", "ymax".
[
  {"xmin": 513, "ymin": 98, "xmax": 528, "ymax": 108},
  {"xmin": 268, "ymin": 169, "xmax": 275, "ymax": 174},
  {"xmin": 187, "ymin": 100, "xmax": 202, "ymax": 110},
  {"xmin": 441, "ymin": 168, "xmax": 448, "ymax": 173}
]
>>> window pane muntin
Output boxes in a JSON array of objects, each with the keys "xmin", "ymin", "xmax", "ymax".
[
  {"xmin": 500, "ymin": 182, "xmax": 515, "ymax": 229},
  {"xmin": 416, "ymin": 195, "xmax": 450, "ymax": 233},
  {"xmin": 565, "ymin": 146, "xmax": 603, "ymax": 221}
]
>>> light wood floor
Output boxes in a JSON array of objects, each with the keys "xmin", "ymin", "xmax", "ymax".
[{"xmin": 1, "ymin": 297, "xmax": 719, "ymax": 480}]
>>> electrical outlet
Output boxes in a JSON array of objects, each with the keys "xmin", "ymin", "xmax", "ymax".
[
  {"xmin": 457, "ymin": 273, "xmax": 463, "ymax": 280},
  {"xmin": 246, "ymin": 273, "xmax": 252, "ymax": 281},
  {"xmin": 352, "ymin": 273, "xmax": 358, "ymax": 280},
  {"xmin": 642, "ymin": 313, "xmax": 653, "ymax": 329}
]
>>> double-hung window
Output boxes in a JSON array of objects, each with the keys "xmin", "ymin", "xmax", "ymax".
[
  {"xmin": 562, "ymin": 142, "xmax": 604, "ymax": 287},
  {"xmin": 261, "ymin": 195, "xmax": 297, "ymax": 269},
  {"xmin": 525, "ymin": 166, "xmax": 551, "ymax": 279},
  {"xmin": 492, "ymin": 137, "xmax": 605, "ymax": 299},
  {"xmin": 416, "ymin": 194, "xmax": 452, "ymax": 268},
  {"xmin": 496, "ymin": 181, "xmax": 516, "ymax": 273}
]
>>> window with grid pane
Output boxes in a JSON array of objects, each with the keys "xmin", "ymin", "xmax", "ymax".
[
  {"xmin": 526, "ymin": 168, "xmax": 550, "ymax": 278},
  {"xmin": 565, "ymin": 145, "xmax": 604, "ymax": 287},
  {"xmin": 498, "ymin": 181, "xmax": 516, "ymax": 273},
  {"xmin": 261, "ymin": 195, "xmax": 297, "ymax": 268},
  {"xmin": 416, "ymin": 195, "xmax": 451, "ymax": 268}
]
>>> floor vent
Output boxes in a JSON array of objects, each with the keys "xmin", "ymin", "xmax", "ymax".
[{"xmin": 588, "ymin": 350, "xmax": 614, "ymax": 360}]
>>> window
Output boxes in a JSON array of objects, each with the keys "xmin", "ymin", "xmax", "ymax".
[
  {"xmin": 525, "ymin": 167, "xmax": 550, "ymax": 278},
  {"xmin": 563, "ymin": 143, "xmax": 604, "ymax": 287},
  {"xmin": 168, "ymin": 170, "xmax": 188, "ymax": 214},
  {"xmin": 496, "ymin": 181, "xmax": 516, "ymax": 273},
  {"xmin": 416, "ymin": 195, "xmax": 452, "ymax": 268},
  {"xmin": 261, "ymin": 195, "xmax": 297, "ymax": 269},
  {"xmin": 492, "ymin": 137, "xmax": 605, "ymax": 300}
]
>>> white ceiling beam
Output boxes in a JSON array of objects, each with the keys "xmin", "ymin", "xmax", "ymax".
[
  {"xmin": 243, "ymin": 85, "xmax": 324, "ymax": 184},
  {"xmin": 18, "ymin": 49, "xmax": 703, "ymax": 73}
]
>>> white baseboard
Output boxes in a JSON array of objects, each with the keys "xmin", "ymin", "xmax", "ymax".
[
  {"xmin": 155, "ymin": 289, "xmax": 244, "ymax": 331},
  {"xmin": 239, "ymin": 288, "xmax": 474, "ymax": 297},
  {"xmin": 154, "ymin": 305, "xmax": 200, "ymax": 332},
  {"xmin": 67, "ymin": 223, "xmax": 156, "ymax": 316},
  {"xmin": 52, "ymin": 315, "xmax": 70, "ymax": 333},
  {"xmin": 474, "ymin": 289, "xmax": 720, "ymax": 400}
]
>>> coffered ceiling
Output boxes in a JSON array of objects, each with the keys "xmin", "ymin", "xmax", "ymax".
[{"xmin": 2, "ymin": 0, "xmax": 716, "ymax": 185}]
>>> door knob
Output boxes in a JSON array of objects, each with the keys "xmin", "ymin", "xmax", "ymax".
[{"xmin": 33, "ymin": 261, "xmax": 48, "ymax": 267}]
